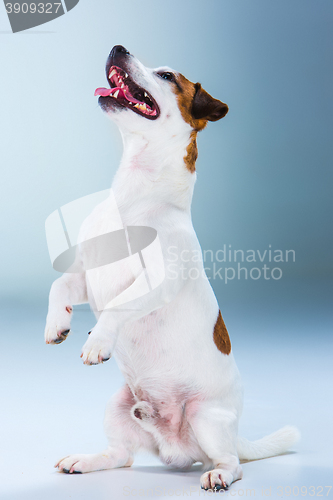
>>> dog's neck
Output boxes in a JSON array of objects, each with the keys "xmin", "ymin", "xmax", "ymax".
[{"xmin": 111, "ymin": 129, "xmax": 196, "ymax": 216}]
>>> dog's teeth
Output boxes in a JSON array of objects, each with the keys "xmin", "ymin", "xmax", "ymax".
[
  {"xmin": 114, "ymin": 90, "xmax": 119, "ymax": 98},
  {"xmin": 134, "ymin": 103, "xmax": 147, "ymax": 112},
  {"xmin": 109, "ymin": 69, "xmax": 117, "ymax": 79},
  {"xmin": 144, "ymin": 92, "xmax": 148, "ymax": 98},
  {"xmin": 121, "ymin": 83, "xmax": 125, "ymax": 88},
  {"xmin": 125, "ymin": 72, "xmax": 128, "ymax": 78}
]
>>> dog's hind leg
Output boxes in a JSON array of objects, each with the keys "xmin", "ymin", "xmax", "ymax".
[
  {"xmin": 56, "ymin": 385, "xmax": 157, "ymax": 474},
  {"xmin": 55, "ymin": 448, "xmax": 132, "ymax": 474},
  {"xmin": 188, "ymin": 404, "xmax": 243, "ymax": 490}
]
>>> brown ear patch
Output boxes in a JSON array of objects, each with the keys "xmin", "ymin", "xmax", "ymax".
[
  {"xmin": 173, "ymin": 73, "xmax": 228, "ymax": 173},
  {"xmin": 173, "ymin": 74, "xmax": 228, "ymax": 131},
  {"xmin": 192, "ymin": 83, "xmax": 229, "ymax": 122},
  {"xmin": 213, "ymin": 310, "xmax": 231, "ymax": 355},
  {"xmin": 174, "ymin": 74, "xmax": 208, "ymax": 131}
]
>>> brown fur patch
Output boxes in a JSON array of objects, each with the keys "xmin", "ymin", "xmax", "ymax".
[
  {"xmin": 174, "ymin": 73, "xmax": 208, "ymax": 132},
  {"xmin": 213, "ymin": 310, "xmax": 231, "ymax": 355},
  {"xmin": 173, "ymin": 74, "xmax": 204, "ymax": 173},
  {"xmin": 173, "ymin": 73, "xmax": 227, "ymax": 173},
  {"xmin": 184, "ymin": 131, "xmax": 198, "ymax": 173}
]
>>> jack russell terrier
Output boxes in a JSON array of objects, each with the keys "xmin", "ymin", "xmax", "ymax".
[{"xmin": 45, "ymin": 45, "xmax": 299, "ymax": 490}]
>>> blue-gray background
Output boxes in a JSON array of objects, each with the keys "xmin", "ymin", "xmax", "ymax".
[
  {"xmin": 1, "ymin": 2, "xmax": 332, "ymax": 498},
  {"xmin": 1, "ymin": 0, "xmax": 332, "ymax": 315}
]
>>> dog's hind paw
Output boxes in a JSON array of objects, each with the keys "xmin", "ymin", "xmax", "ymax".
[
  {"xmin": 56, "ymin": 454, "xmax": 101, "ymax": 474},
  {"xmin": 55, "ymin": 451, "xmax": 133, "ymax": 473},
  {"xmin": 200, "ymin": 464, "xmax": 242, "ymax": 491},
  {"xmin": 200, "ymin": 469, "xmax": 231, "ymax": 490}
]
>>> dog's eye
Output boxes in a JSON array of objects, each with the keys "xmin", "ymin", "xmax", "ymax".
[{"xmin": 158, "ymin": 72, "xmax": 175, "ymax": 82}]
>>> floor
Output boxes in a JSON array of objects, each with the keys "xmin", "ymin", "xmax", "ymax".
[{"xmin": 1, "ymin": 281, "xmax": 332, "ymax": 499}]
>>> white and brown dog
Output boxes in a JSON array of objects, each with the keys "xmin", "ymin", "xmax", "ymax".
[{"xmin": 45, "ymin": 45, "xmax": 299, "ymax": 490}]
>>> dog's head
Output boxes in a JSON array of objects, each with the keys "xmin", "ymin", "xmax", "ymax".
[{"xmin": 95, "ymin": 45, "xmax": 228, "ymax": 137}]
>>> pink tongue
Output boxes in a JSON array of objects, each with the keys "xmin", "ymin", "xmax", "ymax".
[
  {"xmin": 94, "ymin": 87, "xmax": 113, "ymax": 96},
  {"xmin": 94, "ymin": 86, "xmax": 147, "ymax": 106}
]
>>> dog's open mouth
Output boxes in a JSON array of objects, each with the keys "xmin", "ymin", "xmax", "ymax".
[{"xmin": 95, "ymin": 66, "xmax": 159, "ymax": 119}]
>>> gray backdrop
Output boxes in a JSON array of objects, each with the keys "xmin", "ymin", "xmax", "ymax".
[
  {"xmin": 1, "ymin": 0, "xmax": 332, "ymax": 311},
  {"xmin": 1, "ymin": 2, "xmax": 332, "ymax": 498}
]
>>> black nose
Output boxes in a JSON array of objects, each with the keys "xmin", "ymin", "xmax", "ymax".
[{"xmin": 111, "ymin": 45, "xmax": 130, "ymax": 57}]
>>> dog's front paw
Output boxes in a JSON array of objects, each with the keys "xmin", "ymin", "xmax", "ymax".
[
  {"xmin": 44, "ymin": 306, "xmax": 73, "ymax": 345},
  {"xmin": 80, "ymin": 332, "xmax": 112, "ymax": 365}
]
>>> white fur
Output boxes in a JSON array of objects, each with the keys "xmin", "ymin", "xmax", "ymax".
[{"xmin": 45, "ymin": 50, "xmax": 300, "ymax": 488}]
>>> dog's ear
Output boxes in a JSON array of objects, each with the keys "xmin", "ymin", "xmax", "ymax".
[{"xmin": 192, "ymin": 83, "xmax": 228, "ymax": 122}]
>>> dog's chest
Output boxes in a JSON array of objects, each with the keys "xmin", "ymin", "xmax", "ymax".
[
  {"xmin": 114, "ymin": 309, "xmax": 175, "ymax": 378},
  {"xmin": 114, "ymin": 306, "xmax": 188, "ymax": 380}
]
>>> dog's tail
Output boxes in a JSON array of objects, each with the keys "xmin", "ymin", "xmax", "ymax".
[{"xmin": 237, "ymin": 425, "xmax": 300, "ymax": 461}]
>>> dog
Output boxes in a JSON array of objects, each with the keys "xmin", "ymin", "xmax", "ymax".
[{"xmin": 45, "ymin": 45, "xmax": 299, "ymax": 490}]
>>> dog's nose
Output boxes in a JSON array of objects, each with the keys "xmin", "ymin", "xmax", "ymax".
[
  {"xmin": 111, "ymin": 45, "xmax": 130, "ymax": 57},
  {"xmin": 106, "ymin": 46, "xmax": 131, "ymax": 78}
]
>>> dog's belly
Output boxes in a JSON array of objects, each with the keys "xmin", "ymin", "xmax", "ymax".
[{"xmin": 128, "ymin": 385, "xmax": 208, "ymax": 469}]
